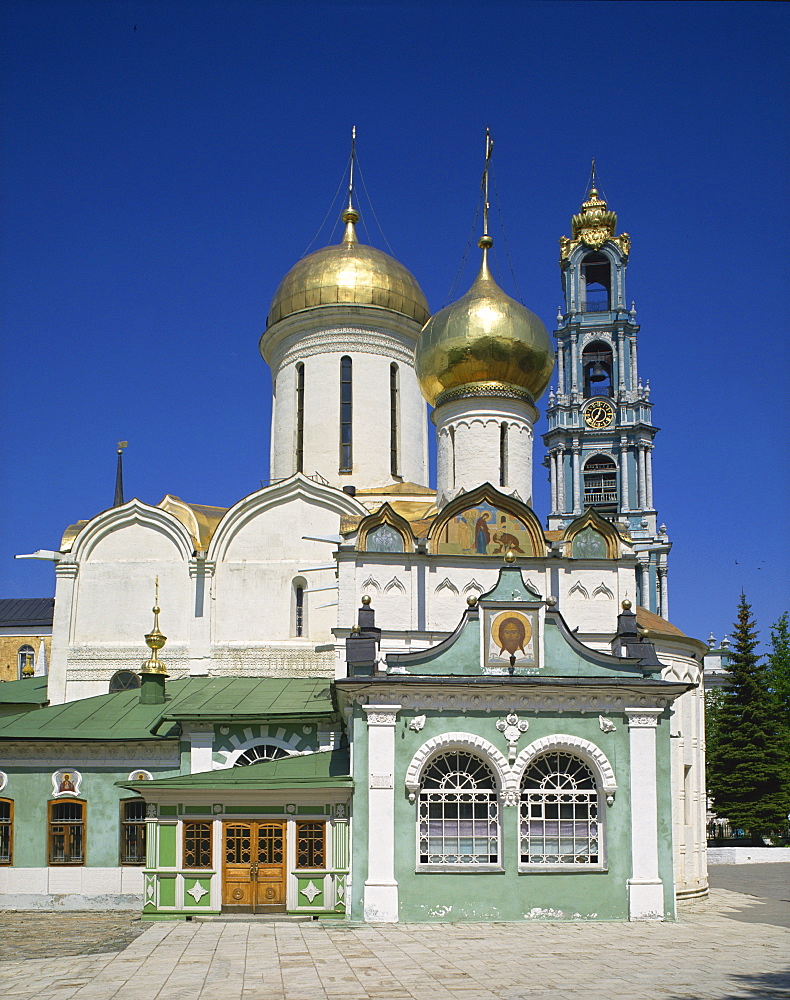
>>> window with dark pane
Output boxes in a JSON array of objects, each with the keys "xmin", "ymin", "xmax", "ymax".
[
  {"xmin": 120, "ymin": 799, "xmax": 146, "ymax": 865},
  {"xmin": 183, "ymin": 821, "xmax": 212, "ymax": 868},
  {"xmin": 390, "ymin": 363, "xmax": 399, "ymax": 477},
  {"xmin": 296, "ymin": 821, "xmax": 325, "ymax": 868},
  {"xmin": 339, "ymin": 356, "xmax": 352, "ymax": 471},
  {"xmin": 0, "ymin": 799, "xmax": 12, "ymax": 864},
  {"xmin": 48, "ymin": 800, "xmax": 85, "ymax": 865},
  {"xmin": 295, "ymin": 362, "xmax": 305, "ymax": 473},
  {"xmin": 520, "ymin": 752, "xmax": 599, "ymax": 866}
]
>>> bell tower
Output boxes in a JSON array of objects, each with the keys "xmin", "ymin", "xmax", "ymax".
[{"xmin": 542, "ymin": 174, "xmax": 670, "ymax": 617}]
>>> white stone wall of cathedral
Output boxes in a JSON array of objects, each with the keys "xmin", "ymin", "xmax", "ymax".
[
  {"xmin": 264, "ymin": 317, "xmax": 428, "ymax": 490},
  {"xmin": 432, "ymin": 396, "xmax": 537, "ymax": 506}
]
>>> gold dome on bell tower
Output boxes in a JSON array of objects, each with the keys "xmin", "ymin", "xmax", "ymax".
[{"xmin": 414, "ymin": 133, "xmax": 553, "ymax": 408}]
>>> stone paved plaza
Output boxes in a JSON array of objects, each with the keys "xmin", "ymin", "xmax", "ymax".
[{"xmin": 1, "ymin": 867, "xmax": 788, "ymax": 1000}]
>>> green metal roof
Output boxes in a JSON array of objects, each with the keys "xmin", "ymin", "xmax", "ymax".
[
  {"xmin": 0, "ymin": 676, "xmax": 49, "ymax": 705},
  {"xmin": 120, "ymin": 748, "xmax": 352, "ymax": 790},
  {"xmin": 0, "ymin": 677, "xmax": 336, "ymax": 742}
]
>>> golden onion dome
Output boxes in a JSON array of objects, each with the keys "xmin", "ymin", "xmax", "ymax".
[
  {"xmin": 415, "ymin": 245, "xmax": 554, "ymax": 407},
  {"xmin": 266, "ymin": 208, "xmax": 430, "ymax": 328}
]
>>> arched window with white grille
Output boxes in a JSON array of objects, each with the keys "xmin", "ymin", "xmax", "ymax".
[
  {"xmin": 234, "ymin": 743, "xmax": 294, "ymax": 767},
  {"xmin": 417, "ymin": 750, "xmax": 500, "ymax": 868},
  {"xmin": 519, "ymin": 751, "xmax": 602, "ymax": 869}
]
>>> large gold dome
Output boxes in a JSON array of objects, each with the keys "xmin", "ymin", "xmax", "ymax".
[
  {"xmin": 266, "ymin": 209, "xmax": 430, "ymax": 328},
  {"xmin": 415, "ymin": 252, "xmax": 554, "ymax": 407}
]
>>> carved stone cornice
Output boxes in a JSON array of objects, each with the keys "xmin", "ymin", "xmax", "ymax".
[{"xmin": 0, "ymin": 740, "xmax": 180, "ymax": 765}]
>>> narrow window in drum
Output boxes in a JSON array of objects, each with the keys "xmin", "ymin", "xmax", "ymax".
[
  {"xmin": 390, "ymin": 363, "xmax": 399, "ymax": 477},
  {"xmin": 295, "ymin": 362, "xmax": 305, "ymax": 474},
  {"xmin": 340, "ymin": 356, "xmax": 352, "ymax": 471}
]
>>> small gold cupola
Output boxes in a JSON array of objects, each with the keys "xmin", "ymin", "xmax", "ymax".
[{"xmin": 140, "ymin": 579, "xmax": 168, "ymax": 705}]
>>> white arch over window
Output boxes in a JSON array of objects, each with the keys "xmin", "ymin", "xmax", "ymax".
[
  {"xmin": 214, "ymin": 732, "xmax": 305, "ymax": 769},
  {"xmin": 513, "ymin": 735, "xmax": 617, "ymax": 801},
  {"xmin": 405, "ymin": 732, "xmax": 511, "ymax": 802}
]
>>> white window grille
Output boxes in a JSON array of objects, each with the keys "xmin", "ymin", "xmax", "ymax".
[
  {"xmin": 520, "ymin": 752, "xmax": 600, "ymax": 867},
  {"xmin": 418, "ymin": 750, "xmax": 499, "ymax": 867},
  {"xmin": 234, "ymin": 743, "xmax": 293, "ymax": 767}
]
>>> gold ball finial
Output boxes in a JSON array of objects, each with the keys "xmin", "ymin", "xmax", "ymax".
[
  {"xmin": 621, "ymin": 599, "xmax": 632, "ymax": 611},
  {"xmin": 477, "ymin": 234, "xmax": 493, "ymax": 249},
  {"xmin": 341, "ymin": 207, "xmax": 360, "ymax": 224},
  {"xmin": 546, "ymin": 596, "xmax": 557, "ymax": 607},
  {"xmin": 504, "ymin": 549, "xmax": 516, "ymax": 564},
  {"xmin": 466, "ymin": 594, "xmax": 478, "ymax": 607},
  {"xmin": 361, "ymin": 595, "xmax": 371, "ymax": 606}
]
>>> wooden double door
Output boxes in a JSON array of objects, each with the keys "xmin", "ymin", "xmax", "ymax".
[{"xmin": 222, "ymin": 821, "xmax": 286, "ymax": 912}]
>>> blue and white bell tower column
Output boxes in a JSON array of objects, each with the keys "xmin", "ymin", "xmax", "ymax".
[{"xmin": 543, "ymin": 181, "xmax": 670, "ymax": 617}]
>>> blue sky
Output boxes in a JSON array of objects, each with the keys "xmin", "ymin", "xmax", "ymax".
[{"xmin": 1, "ymin": 0, "xmax": 788, "ymax": 650}]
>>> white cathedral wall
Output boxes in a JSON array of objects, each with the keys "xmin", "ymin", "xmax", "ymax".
[
  {"xmin": 265, "ymin": 316, "xmax": 428, "ymax": 490},
  {"xmin": 211, "ymin": 496, "xmax": 343, "ymax": 645}
]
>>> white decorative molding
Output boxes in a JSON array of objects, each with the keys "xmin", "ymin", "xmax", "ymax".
[
  {"xmin": 278, "ymin": 330, "xmax": 416, "ymax": 370},
  {"xmin": 405, "ymin": 732, "xmax": 512, "ymax": 802},
  {"xmin": 356, "ymin": 688, "xmax": 669, "ymax": 717},
  {"xmin": 52, "ymin": 768, "xmax": 82, "ymax": 798},
  {"xmin": 300, "ymin": 880, "xmax": 321, "ymax": 904},
  {"xmin": 513, "ymin": 735, "xmax": 618, "ymax": 800},
  {"xmin": 214, "ymin": 727, "xmax": 305, "ymax": 769},
  {"xmin": 370, "ymin": 774, "xmax": 393, "ymax": 789},
  {"xmin": 383, "ymin": 577, "xmax": 406, "ymax": 594},
  {"xmin": 360, "ymin": 576, "xmax": 381, "ymax": 593},
  {"xmin": 363, "ymin": 705, "xmax": 401, "ymax": 726},
  {"xmin": 408, "ymin": 715, "xmax": 426, "ymax": 732},
  {"xmin": 71, "ymin": 498, "xmax": 194, "ymax": 563},
  {"xmin": 435, "ymin": 578, "xmax": 459, "ymax": 596},
  {"xmin": 568, "ymin": 581, "xmax": 589, "ymax": 599},
  {"xmin": 127, "ymin": 769, "xmax": 153, "ymax": 781},
  {"xmin": 463, "ymin": 579, "xmax": 484, "ymax": 595},
  {"xmin": 599, "ymin": 716, "xmax": 617, "ymax": 733},
  {"xmin": 186, "ymin": 881, "xmax": 208, "ymax": 903},
  {"xmin": 2, "ymin": 742, "xmax": 179, "ymax": 766},
  {"xmin": 0, "ymin": 771, "xmax": 7, "ymax": 791},
  {"xmin": 495, "ymin": 712, "xmax": 529, "ymax": 763},
  {"xmin": 626, "ymin": 708, "xmax": 663, "ymax": 728},
  {"xmin": 592, "ymin": 582, "xmax": 614, "ymax": 600}
]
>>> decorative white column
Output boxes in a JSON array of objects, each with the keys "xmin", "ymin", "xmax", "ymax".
[
  {"xmin": 626, "ymin": 708, "xmax": 665, "ymax": 920},
  {"xmin": 557, "ymin": 448, "xmax": 566, "ymax": 514},
  {"xmin": 549, "ymin": 452, "xmax": 558, "ymax": 514},
  {"xmin": 619, "ymin": 436, "xmax": 630, "ymax": 512},
  {"xmin": 637, "ymin": 560, "xmax": 647, "ymax": 608},
  {"xmin": 188, "ymin": 729, "xmax": 215, "ymax": 774},
  {"xmin": 363, "ymin": 704, "xmax": 401, "ymax": 922},
  {"xmin": 617, "ymin": 333, "xmax": 627, "ymax": 392},
  {"xmin": 658, "ymin": 567, "xmax": 669, "ymax": 621},
  {"xmin": 557, "ymin": 342, "xmax": 566, "ymax": 395},
  {"xmin": 637, "ymin": 444, "xmax": 647, "ymax": 508},
  {"xmin": 572, "ymin": 443, "xmax": 581, "ymax": 513},
  {"xmin": 630, "ymin": 338, "xmax": 638, "ymax": 390},
  {"xmin": 570, "ymin": 339, "xmax": 579, "ymax": 393},
  {"xmin": 646, "ymin": 445, "xmax": 655, "ymax": 509}
]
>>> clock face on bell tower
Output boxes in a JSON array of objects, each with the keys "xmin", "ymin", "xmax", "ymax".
[{"xmin": 584, "ymin": 399, "xmax": 615, "ymax": 429}]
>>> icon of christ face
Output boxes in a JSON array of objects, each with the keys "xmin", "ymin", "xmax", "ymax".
[{"xmin": 498, "ymin": 617, "xmax": 526, "ymax": 656}]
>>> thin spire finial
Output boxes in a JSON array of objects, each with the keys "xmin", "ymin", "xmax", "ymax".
[
  {"xmin": 114, "ymin": 441, "xmax": 127, "ymax": 507},
  {"xmin": 347, "ymin": 125, "xmax": 357, "ymax": 211},
  {"xmin": 477, "ymin": 127, "xmax": 494, "ymax": 271},
  {"xmin": 341, "ymin": 126, "xmax": 360, "ymax": 243}
]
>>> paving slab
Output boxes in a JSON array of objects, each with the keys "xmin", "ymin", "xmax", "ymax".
[{"xmin": 1, "ymin": 872, "xmax": 789, "ymax": 999}]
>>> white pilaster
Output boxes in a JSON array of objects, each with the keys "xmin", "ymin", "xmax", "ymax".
[
  {"xmin": 363, "ymin": 704, "xmax": 401, "ymax": 922},
  {"xmin": 557, "ymin": 341, "xmax": 565, "ymax": 395},
  {"xmin": 570, "ymin": 339, "xmax": 579, "ymax": 393},
  {"xmin": 630, "ymin": 338, "xmax": 638, "ymax": 389},
  {"xmin": 48, "ymin": 561, "xmax": 78, "ymax": 704},
  {"xmin": 626, "ymin": 708, "xmax": 665, "ymax": 920},
  {"xmin": 572, "ymin": 443, "xmax": 581, "ymax": 513},
  {"xmin": 617, "ymin": 332, "xmax": 626, "ymax": 392},
  {"xmin": 188, "ymin": 729, "xmax": 215, "ymax": 774},
  {"xmin": 659, "ymin": 567, "xmax": 669, "ymax": 622},
  {"xmin": 550, "ymin": 452, "xmax": 558, "ymax": 514},
  {"xmin": 619, "ymin": 436, "xmax": 629, "ymax": 511},
  {"xmin": 637, "ymin": 444, "xmax": 647, "ymax": 508},
  {"xmin": 557, "ymin": 447, "xmax": 566, "ymax": 514},
  {"xmin": 646, "ymin": 445, "xmax": 654, "ymax": 508}
]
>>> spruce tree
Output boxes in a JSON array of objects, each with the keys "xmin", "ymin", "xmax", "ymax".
[
  {"xmin": 767, "ymin": 612, "xmax": 790, "ymax": 734},
  {"xmin": 706, "ymin": 595, "xmax": 790, "ymax": 840}
]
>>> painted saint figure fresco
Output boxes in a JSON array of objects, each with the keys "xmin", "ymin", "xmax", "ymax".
[{"xmin": 437, "ymin": 504, "xmax": 534, "ymax": 557}]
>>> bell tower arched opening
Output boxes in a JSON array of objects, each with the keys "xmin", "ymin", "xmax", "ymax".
[
  {"xmin": 581, "ymin": 252, "xmax": 611, "ymax": 312},
  {"xmin": 582, "ymin": 341, "xmax": 613, "ymax": 398},
  {"xmin": 583, "ymin": 454, "xmax": 618, "ymax": 513}
]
